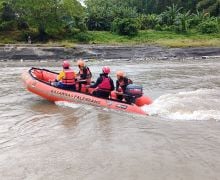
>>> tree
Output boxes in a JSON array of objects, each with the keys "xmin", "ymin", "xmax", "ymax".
[
  {"xmin": 197, "ymin": 0, "xmax": 220, "ymax": 16},
  {"xmin": 85, "ymin": 0, "xmax": 138, "ymax": 31},
  {"xmin": 85, "ymin": 0, "xmax": 114, "ymax": 30},
  {"xmin": 1, "ymin": 2, "xmax": 15, "ymax": 21},
  {"xmin": 190, "ymin": 9, "xmax": 210, "ymax": 27},
  {"xmin": 11, "ymin": 0, "xmax": 61, "ymax": 40},
  {"xmin": 61, "ymin": 0, "xmax": 86, "ymax": 31},
  {"xmin": 111, "ymin": 18, "xmax": 138, "ymax": 36},
  {"xmin": 11, "ymin": 0, "xmax": 85, "ymax": 41},
  {"xmin": 161, "ymin": 4, "xmax": 183, "ymax": 26},
  {"xmin": 176, "ymin": 11, "xmax": 191, "ymax": 32},
  {"xmin": 178, "ymin": 0, "xmax": 198, "ymax": 13},
  {"xmin": 0, "ymin": 1, "xmax": 17, "ymax": 31},
  {"xmin": 126, "ymin": 0, "xmax": 148, "ymax": 13}
]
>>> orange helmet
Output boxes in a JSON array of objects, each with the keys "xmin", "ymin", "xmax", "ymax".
[
  {"xmin": 62, "ymin": 60, "xmax": 70, "ymax": 68},
  {"xmin": 116, "ymin": 71, "xmax": 125, "ymax": 77},
  {"xmin": 77, "ymin": 59, "xmax": 85, "ymax": 67},
  {"xmin": 102, "ymin": 66, "xmax": 110, "ymax": 74}
]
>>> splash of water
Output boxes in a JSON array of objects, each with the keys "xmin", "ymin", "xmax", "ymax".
[
  {"xmin": 142, "ymin": 88, "xmax": 220, "ymax": 121},
  {"xmin": 55, "ymin": 101, "xmax": 95, "ymax": 112},
  {"xmin": 55, "ymin": 101, "xmax": 82, "ymax": 109}
]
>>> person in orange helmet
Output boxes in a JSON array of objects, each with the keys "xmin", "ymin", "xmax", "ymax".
[
  {"xmin": 115, "ymin": 71, "xmax": 133, "ymax": 101},
  {"xmin": 89, "ymin": 66, "xmax": 114, "ymax": 98},
  {"xmin": 53, "ymin": 60, "xmax": 76, "ymax": 91},
  {"xmin": 76, "ymin": 59, "xmax": 92, "ymax": 91}
]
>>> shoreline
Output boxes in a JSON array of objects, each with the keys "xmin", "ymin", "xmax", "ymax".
[{"xmin": 0, "ymin": 44, "xmax": 220, "ymax": 61}]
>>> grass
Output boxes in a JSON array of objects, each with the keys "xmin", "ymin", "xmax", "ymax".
[
  {"xmin": 0, "ymin": 31, "xmax": 21, "ymax": 45},
  {"xmin": 0, "ymin": 30, "xmax": 219, "ymax": 48},
  {"xmin": 88, "ymin": 30, "xmax": 220, "ymax": 47}
]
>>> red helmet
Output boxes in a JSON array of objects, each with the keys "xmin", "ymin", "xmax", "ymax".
[
  {"xmin": 62, "ymin": 60, "xmax": 70, "ymax": 68},
  {"xmin": 102, "ymin": 66, "xmax": 110, "ymax": 74}
]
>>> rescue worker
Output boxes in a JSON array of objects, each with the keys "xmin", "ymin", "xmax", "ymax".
[
  {"xmin": 89, "ymin": 66, "xmax": 114, "ymax": 98},
  {"xmin": 115, "ymin": 71, "xmax": 133, "ymax": 101},
  {"xmin": 53, "ymin": 60, "xmax": 76, "ymax": 91},
  {"xmin": 76, "ymin": 59, "xmax": 92, "ymax": 91}
]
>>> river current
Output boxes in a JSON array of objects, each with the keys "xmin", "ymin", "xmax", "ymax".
[{"xmin": 0, "ymin": 58, "xmax": 220, "ymax": 180}]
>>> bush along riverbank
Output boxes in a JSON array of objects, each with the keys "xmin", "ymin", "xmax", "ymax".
[{"xmin": 0, "ymin": 30, "xmax": 220, "ymax": 48}]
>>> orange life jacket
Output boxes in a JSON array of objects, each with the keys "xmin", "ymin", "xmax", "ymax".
[{"xmin": 62, "ymin": 69, "xmax": 75, "ymax": 85}]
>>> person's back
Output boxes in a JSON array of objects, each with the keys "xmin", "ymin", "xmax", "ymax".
[
  {"xmin": 61, "ymin": 68, "xmax": 75, "ymax": 85},
  {"xmin": 54, "ymin": 60, "xmax": 76, "ymax": 91},
  {"xmin": 89, "ymin": 66, "xmax": 114, "ymax": 98}
]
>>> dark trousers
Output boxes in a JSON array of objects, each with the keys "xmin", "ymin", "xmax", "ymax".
[
  {"xmin": 116, "ymin": 94, "xmax": 123, "ymax": 101},
  {"xmin": 124, "ymin": 95, "xmax": 135, "ymax": 104},
  {"xmin": 78, "ymin": 81, "xmax": 87, "ymax": 92},
  {"xmin": 93, "ymin": 90, "xmax": 110, "ymax": 99},
  {"xmin": 56, "ymin": 82, "xmax": 76, "ymax": 91},
  {"xmin": 117, "ymin": 94, "xmax": 135, "ymax": 104}
]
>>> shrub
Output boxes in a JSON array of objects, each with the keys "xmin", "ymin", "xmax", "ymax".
[
  {"xmin": 87, "ymin": 17, "xmax": 111, "ymax": 31},
  {"xmin": 189, "ymin": 11, "xmax": 217, "ymax": 29},
  {"xmin": 70, "ymin": 28, "xmax": 81, "ymax": 34},
  {"xmin": 198, "ymin": 21, "xmax": 219, "ymax": 34},
  {"xmin": 137, "ymin": 14, "xmax": 159, "ymax": 30},
  {"xmin": 174, "ymin": 11, "xmax": 191, "ymax": 33},
  {"xmin": 217, "ymin": 17, "xmax": 220, "ymax": 27},
  {"xmin": 74, "ymin": 32, "xmax": 92, "ymax": 43},
  {"xmin": 155, "ymin": 24, "xmax": 162, "ymax": 31},
  {"xmin": 111, "ymin": 18, "xmax": 138, "ymax": 36},
  {"xmin": 17, "ymin": 21, "xmax": 29, "ymax": 30},
  {"xmin": 160, "ymin": 4, "xmax": 182, "ymax": 26},
  {"xmin": 161, "ymin": 25, "xmax": 173, "ymax": 31},
  {"xmin": 19, "ymin": 30, "xmax": 38, "ymax": 42},
  {"xmin": 0, "ymin": 21, "xmax": 16, "ymax": 31},
  {"xmin": 77, "ymin": 21, "xmax": 87, "ymax": 32}
]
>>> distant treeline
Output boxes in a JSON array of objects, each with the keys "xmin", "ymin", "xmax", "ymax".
[{"xmin": 0, "ymin": 0, "xmax": 219, "ymax": 42}]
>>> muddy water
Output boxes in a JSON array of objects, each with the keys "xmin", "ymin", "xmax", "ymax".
[{"xmin": 0, "ymin": 59, "xmax": 220, "ymax": 180}]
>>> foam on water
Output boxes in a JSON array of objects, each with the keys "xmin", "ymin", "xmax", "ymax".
[
  {"xmin": 55, "ymin": 101, "xmax": 95, "ymax": 112},
  {"xmin": 142, "ymin": 88, "xmax": 220, "ymax": 121},
  {"xmin": 55, "ymin": 101, "xmax": 82, "ymax": 109}
]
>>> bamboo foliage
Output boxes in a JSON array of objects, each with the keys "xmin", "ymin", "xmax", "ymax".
[{"xmin": 197, "ymin": 0, "xmax": 220, "ymax": 16}]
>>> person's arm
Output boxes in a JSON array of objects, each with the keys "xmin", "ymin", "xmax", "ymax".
[
  {"xmin": 121, "ymin": 77, "xmax": 129, "ymax": 92},
  {"xmin": 73, "ymin": 71, "xmax": 76, "ymax": 79},
  {"xmin": 124, "ymin": 77, "xmax": 129, "ymax": 86},
  {"xmin": 110, "ymin": 78, "xmax": 115, "ymax": 91},
  {"xmin": 116, "ymin": 80, "xmax": 119, "ymax": 91},
  {"xmin": 86, "ymin": 67, "xmax": 92, "ymax": 79},
  {"xmin": 56, "ymin": 71, "xmax": 64, "ymax": 81},
  {"xmin": 90, "ymin": 77, "xmax": 101, "ymax": 88},
  {"xmin": 76, "ymin": 70, "xmax": 80, "ymax": 76}
]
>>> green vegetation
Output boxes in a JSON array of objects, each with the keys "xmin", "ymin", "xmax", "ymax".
[
  {"xmin": 0, "ymin": 0, "xmax": 219, "ymax": 47},
  {"xmin": 87, "ymin": 30, "xmax": 220, "ymax": 47},
  {"xmin": 1, "ymin": 30, "xmax": 219, "ymax": 48}
]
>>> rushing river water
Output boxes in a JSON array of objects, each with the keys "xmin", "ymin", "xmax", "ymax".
[{"xmin": 0, "ymin": 58, "xmax": 220, "ymax": 180}]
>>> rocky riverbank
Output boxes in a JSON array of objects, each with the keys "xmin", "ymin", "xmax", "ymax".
[{"xmin": 0, "ymin": 44, "xmax": 220, "ymax": 61}]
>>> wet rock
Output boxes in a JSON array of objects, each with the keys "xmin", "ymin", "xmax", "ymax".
[{"xmin": 0, "ymin": 44, "xmax": 220, "ymax": 61}]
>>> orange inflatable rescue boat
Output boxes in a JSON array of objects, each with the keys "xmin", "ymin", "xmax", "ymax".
[{"xmin": 22, "ymin": 68, "xmax": 152, "ymax": 115}]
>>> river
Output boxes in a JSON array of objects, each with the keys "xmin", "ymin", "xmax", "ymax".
[{"xmin": 0, "ymin": 58, "xmax": 220, "ymax": 180}]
